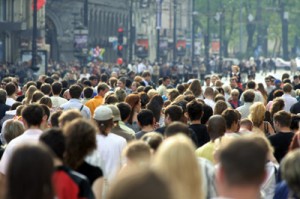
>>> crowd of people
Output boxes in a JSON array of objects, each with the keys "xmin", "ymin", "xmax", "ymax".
[{"xmin": 0, "ymin": 62, "xmax": 300, "ymax": 199}]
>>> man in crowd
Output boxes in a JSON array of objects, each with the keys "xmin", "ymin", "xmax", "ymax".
[
  {"xmin": 157, "ymin": 76, "xmax": 170, "ymax": 96},
  {"xmin": 236, "ymin": 90, "xmax": 255, "ymax": 119},
  {"xmin": 51, "ymin": 82, "xmax": 68, "ymax": 109},
  {"xmin": 281, "ymin": 83, "xmax": 297, "ymax": 112},
  {"xmin": 86, "ymin": 83, "xmax": 109, "ymax": 116}
]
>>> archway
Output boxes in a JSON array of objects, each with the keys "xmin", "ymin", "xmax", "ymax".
[{"xmin": 45, "ymin": 16, "xmax": 59, "ymax": 61}]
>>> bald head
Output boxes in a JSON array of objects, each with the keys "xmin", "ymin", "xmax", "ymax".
[{"xmin": 207, "ymin": 115, "xmax": 226, "ymax": 141}]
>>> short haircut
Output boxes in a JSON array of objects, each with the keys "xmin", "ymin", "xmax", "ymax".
[
  {"xmin": 40, "ymin": 83, "xmax": 52, "ymax": 95},
  {"xmin": 165, "ymin": 121, "xmax": 190, "ymax": 137},
  {"xmin": 141, "ymin": 132, "xmax": 163, "ymax": 151},
  {"xmin": 273, "ymin": 90, "xmax": 284, "ymax": 98},
  {"xmin": 3, "ymin": 120, "xmax": 24, "ymax": 143},
  {"xmin": 222, "ymin": 108, "xmax": 239, "ymax": 129},
  {"xmin": 142, "ymin": 71, "xmax": 151, "ymax": 78},
  {"xmin": 283, "ymin": 83, "xmax": 293, "ymax": 93},
  {"xmin": 290, "ymin": 115, "xmax": 300, "ymax": 131},
  {"xmin": 163, "ymin": 76, "xmax": 170, "ymax": 82},
  {"xmin": 50, "ymin": 110, "xmax": 63, "ymax": 127},
  {"xmin": 97, "ymin": 83, "xmax": 109, "ymax": 93},
  {"xmin": 58, "ymin": 109, "xmax": 83, "ymax": 127},
  {"xmin": 219, "ymin": 138, "xmax": 267, "ymax": 186},
  {"xmin": 137, "ymin": 110, "xmax": 154, "ymax": 127},
  {"xmin": 123, "ymin": 141, "xmax": 151, "ymax": 163},
  {"xmin": 117, "ymin": 102, "xmax": 132, "ymax": 121},
  {"xmin": 89, "ymin": 75, "xmax": 98, "ymax": 81},
  {"xmin": 44, "ymin": 77, "xmax": 54, "ymax": 85},
  {"xmin": 5, "ymin": 82, "xmax": 16, "ymax": 96},
  {"xmin": 240, "ymin": 118, "xmax": 253, "ymax": 130},
  {"xmin": 100, "ymin": 74, "xmax": 108, "ymax": 83},
  {"xmin": 243, "ymin": 90, "xmax": 255, "ymax": 103},
  {"xmin": 247, "ymin": 81, "xmax": 256, "ymax": 89},
  {"xmin": 0, "ymin": 89, "xmax": 7, "ymax": 104},
  {"xmin": 164, "ymin": 105, "xmax": 183, "ymax": 122},
  {"xmin": 273, "ymin": 110, "xmax": 292, "ymax": 128},
  {"xmin": 69, "ymin": 84, "xmax": 83, "ymax": 99},
  {"xmin": 207, "ymin": 115, "xmax": 226, "ymax": 141},
  {"xmin": 201, "ymin": 103, "xmax": 213, "ymax": 124},
  {"xmin": 22, "ymin": 104, "xmax": 44, "ymax": 126},
  {"xmin": 51, "ymin": 82, "xmax": 62, "ymax": 95},
  {"xmin": 40, "ymin": 128, "xmax": 65, "ymax": 160},
  {"xmin": 167, "ymin": 89, "xmax": 179, "ymax": 102},
  {"xmin": 186, "ymin": 100, "xmax": 203, "ymax": 121},
  {"xmin": 204, "ymin": 87, "xmax": 214, "ymax": 97},
  {"xmin": 83, "ymin": 87, "xmax": 94, "ymax": 99}
]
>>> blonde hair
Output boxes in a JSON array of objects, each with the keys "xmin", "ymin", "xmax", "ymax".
[
  {"xmin": 3, "ymin": 119, "xmax": 25, "ymax": 143},
  {"xmin": 58, "ymin": 109, "xmax": 83, "ymax": 127},
  {"xmin": 153, "ymin": 134, "xmax": 203, "ymax": 199},
  {"xmin": 147, "ymin": 89, "xmax": 158, "ymax": 99},
  {"xmin": 123, "ymin": 140, "xmax": 151, "ymax": 166},
  {"xmin": 23, "ymin": 85, "xmax": 37, "ymax": 105},
  {"xmin": 249, "ymin": 102, "xmax": 265, "ymax": 127}
]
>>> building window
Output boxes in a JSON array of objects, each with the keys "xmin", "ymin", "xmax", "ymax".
[{"xmin": 0, "ymin": 0, "xmax": 6, "ymax": 21}]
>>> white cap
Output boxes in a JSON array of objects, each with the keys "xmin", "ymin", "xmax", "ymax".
[{"xmin": 93, "ymin": 106, "xmax": 113, "ymax": 121}]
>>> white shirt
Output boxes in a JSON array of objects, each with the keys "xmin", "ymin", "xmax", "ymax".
[
  {"xmin": 86, "ymin": 133, "xmax": 126, "ymax": 183},
  {"xmin": 281, "ymin": 94, "xmax": 297, "ymax": 112},
  {"xmin": 204, "ymin": 98, "xmax": 216, "ymax": 110},
  {"xmin": 50, "ymin": 95, "xmax": 68, "ymax": 109},
  {"xmin": 137, "ymin": 63, "xmax": 146, "ymax": 74},
  {"xmin": 60, "ymin": 98, "xmax": 91, "ymax": 119},
  {"xmin": 236, "ymin": 102, "xmax": 254, "ymax": 119},
  {"xmin": 0, "ymin": 128, "xmax": 43, "ymax": 174},
  {"xmin": 5, "ymin": 97, "xmax": 16, "ymax": 107}
]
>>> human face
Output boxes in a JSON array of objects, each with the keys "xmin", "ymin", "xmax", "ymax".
[
  {"xmin": 231, "ymin": 92, "xmax": 239, "ymax": 100},
  {"xmin": 117, "ymin": 81, "xmax": 125, "ymax": 89},
  {"xmin": 164, "ymin": 79, "xmax": 171, "ymax": 86},
  {"xmin": 131, "ymin": 82, "xmax": 137, "ymax": 92}
]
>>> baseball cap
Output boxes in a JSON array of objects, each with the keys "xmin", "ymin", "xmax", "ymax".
[
  {"xmin": 93, "ymin": 106, "xmax": 113, "ymax": 121},
  {"xmin": 107, "ymin": 105, "xmax": 121, "ymax": 122},
  {"xmin": 274, "ymin": 79, "xmax": 281, "ymax": 85}
]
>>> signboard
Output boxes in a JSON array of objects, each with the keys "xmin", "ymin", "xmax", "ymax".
[
  {"xmin": 20, "ymin": 50, "xmax": 48, "ymax": 76},
  {"xmin": 135, "ymin": 38, "xmax": 149, "ymax": 58},
  {"xmin": 211, "ymin": 40, "xmax": 220, "ymax": 54}
]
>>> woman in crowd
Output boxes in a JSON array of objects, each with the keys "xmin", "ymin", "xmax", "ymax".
[
  {"xmin": 146, "ymin": 95, "xmax": 164, "ymax": 127},
  {"xmin": 257, "ymin": 83, "xmax": 268, "ymax": 105},
  {"xmin": 187, "ymin": 79, "xmax": 203, "ymax": 99},
  {"xmin": 214, "ymin": 101, "xmax": 228, "ymax": 115},
  {"xmin": 249, "ymin": 102, "xmax": 275, "ymax": 136},
  {"xmin": 153, "ymin": 134, "xmax": 203, "ymax": 199},
  {"xmin": 5, "ymin": 144, "xmax": 54, "ymax": 199},
  {"xmin": 22, "ymin": 85, "xmax": 37, "ymax": 105},
  {"xmin": 64, "ymin": 118, "xmax": 103, "ymax": 199},
  {"xmin": 125, "ymin": 94, "xmax": 141, "ymax": 132},
  {"xmin": 228, "ymin": 89, "xmax": 241, "ymax": 109}
]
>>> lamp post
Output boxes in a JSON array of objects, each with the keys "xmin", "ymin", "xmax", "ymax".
[
  {"xmin": 191, "ymin": 0, "xmax": 196, "ymax": 68},
  {"xmin": 31, "ymin": 0, "xmax": 38, "ymax": 71},
  {"xmin": 129, "ymin": 0, "xmax": 133, "ymax": 63},
  {"xmin": 156, "ymin": 0, "xmax": 162, "ymax": 62},
  {"xmin": 84, "ymin": 0, "xmax": 88, "ymax": 27},
  {"xmin": 205, "ymin": 0, "xmax": 211, "ymax": 74},
  {"xmin": 173, "ymin": 0, "xmax": 177, "ymax": 64}
]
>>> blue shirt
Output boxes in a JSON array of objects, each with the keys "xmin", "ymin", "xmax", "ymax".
[{"xmin": 60, "ymin": 98, "xmax": 91, "ymax": 119}]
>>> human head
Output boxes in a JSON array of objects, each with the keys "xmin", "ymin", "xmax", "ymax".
[
  {"xmin": 69, "ymin": 84, "xmax": 83, "ymax": 99},
  {"xmin": 164, "ymin": 105, "xmax": 183, "ymax": 125},
  {"xmin": 40, "ymin": 83, "xmax": 52, "ymax": 96},
  {"xmin": 186, "ymin": 100, "xmax": 203, "ymax": 121},
  {"xmin": 201, "ymin": 103, "xmax": 213, "ymax": 124},
  {"xmin": 246, "ymin": 81, "xmax": 256, "ymax": 90},
  {"xmin": 6, "ymin": 143, "xmax": 54, "ymax": 199},
  {"xmin": 153, "ymin": 134, "xmax": 203, "ymax": 199},
  {"xmin": 93, "ymin": 106, "xmax": 114, "ymax": 136},
  {"xmin": 22, "ymin": 104, "xmax": 44, "ymax": 128},
  {"xmin": 39, "ymin": 96, "xmax": 52, "ymax": 109},
  {"xmin": 123, "ymin": 140, "xmax": 151, "ymax": 166},
  {"xmin": 239, "ymin": 118, "xmax": 253, "ymax": 132},
  {"xmin": 3, "ymin": 120, "xmax": 24, "ymax": 144},
  {"xmin": 273, "ymin": 110, "xmax": 292, "ymax": 131},
  {"xmin": 167, "ymin": 89, "xmax": 180, "ymax": 102},
  {"xmin": 164, "ymin": 121, "xmax": 190, "ymax": 138},
  {"xmin": 222, "ymin": 108, "xmax": 239, "ymax": 132},
  {"xmin": 216, "ymin": 138, "xmax": 267, "ymax": 192},
  {"xmin": 249, "ymin": 102, "xmax": 266, "ymax": 127},
  {"xmin": 89, "ymin": 75, "xmax": 98, "ymax": 87},
  {"xmin": 207, "ymin": 115, "xmax": 226, "ymax": 142},
  {"xmin": 243, "ymin": 90, "xmax": 255, "ymax": 103},
  {"xmin": 162, "ymin": 76, "xmax": 171, "ymax": 87},
  {"xmin": 0, "ymin": 88, "xmax": 7, "ymax": 104},
  {"xmin": 117, "ymin": 77, "xmax": 127, "ymax": 89},
  {"xmin": 63, "ymin": 118, "xmax": 97, "ymax": 169},
  {"xmin": 31, "ymin": 91, "xmax": 44, "ymax": 103},
  {"xmin": 188, "ymin": 80, "xmax": 202, "ymax": 97},
  {"xmin": 5, "ymin": 82, "xmax": 16, "ymax": 97},
  {"xmin": 58, "ymin": 109, "xmax": 83, "ymax": 127},
  {"xmin": 141, "ymin": 132, "xmax": 164, "ymax": 152},
  {"xmin": 49, "ymin": 110, "xmax": 62, "ymax": 128},
  {"xmin": 283, "ymin": 83, "xmax": 293, "ymax": 93},
  {"xmin": 83, "ymin": 87, "xmax": 94, "ymax": 99},
  {"xmin": 51, "ymin": 82, "xmax": 63, "ymax": 96},
  {"xmin": 137, "ymin": 109, "xmax": 154, "ymax": 128},
  {"xmin": 214, "ymin": 101, "xmax": 228, "ymax": 115},
  {"xmin": 117, "ymin": 102, "xmax": 132, "ymax": 122},
  {"xmin": 97, "ymin": 83, "xmax": 110, "ymax": 97},
  {"xmin": 146, "ymin": 95, "xmax": 164, "ymax": 123},
  {"xmin": 115, "ymin": 88, "xmax": 127, "ymax": 102},
  {"xmin": 39, "ymin": 128, "xmax": 65, "ymax": 160}
]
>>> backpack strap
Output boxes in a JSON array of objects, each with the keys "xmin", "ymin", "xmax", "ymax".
[{"xmin": 79, "ymin": 105, "xmax": 84, "ymax": 111}]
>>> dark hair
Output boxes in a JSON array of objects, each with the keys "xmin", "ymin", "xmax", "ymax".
[
  {"xmin": 186, "ymin": 100, "xmax": 203, "ymax": 121},
  {"xmin": 273, "ymin": 110, "xmax": 292, "ymax": 128},
  {"xmin": 0, "ymin": 89, "xmax": 7, "ymax": 104},
  {"xmin": 5, "ymin": 82, "xmax": 16, "ymax": 96},
  {"xmin": 165, "ymin": 105, "xmax": 183, "ymax": 122},
  {"xmin": 50, "ymin": 110, "xmax": 63, "ymax": 127},
  {"xmin": 165, "ymin": 121, "xmax": 190, "ymax": 137},
  {"xmin": 11, "ymin": 102, "xmax": 22, "ymax": 110},
  {"xmin": 146, "ymin": 95, "xmax": 164, "ymax": 123},
  {"xmin": 40, "ymin": 83, "xmax": 52, "ymax": 95},
  {"xmin": 69, "ymin": 84, "xmax": 83, "ymax": 99},
  {"xmin": 100, "ymin": 74, "xmax": 108, "ymax": 83},
  {"xmin": 36, "ymin": 81, "xmax": 42, "ymax": 90},
  {"xmin": 243, "ymin": 90, "xmax": 255, "ymax": 103},
  {"xmin": 117, "ymin": 102, "xmax": 132, "ymax": 121},
  {"xmin": 105, "ymin": 95, "xmax": 119, "ymax": 104},
  {"xmin": 207, "ymin": 115, "xmax": 226, "ymax": 141},
  {"xmin": 61, "ymin": 80, "xmax": 68, "ymax": 88},
  {"xmin": 273, "ymin": 90, "xmax": 284, "ymax": 98},
  {"xmin": 139, "ymin": 92, "xmax": 150, "ymax": 109},
  {"xmin": 246, "ymin": 81, "xmax": 256, "ymax": 89},
  {"xmin": 201, "ymin": 103, "xmax": 213, "ymax": 124},
  {"xmin": 290, "ymin": 115, "xmax": 300, "ymax": 131},
  {"xmin": 51, "ymin": 82, "xmax": 62, "ymax": 95},
  {"xmin": 40, "ymin": 128, "xmax": 65, "ymax": 160},
  {"xmin": 83, "ymin": 80, "xmax": 92, "ymax": 87},
  {"xmin": 95, "ymin": 119, "xmax": 114, "ymax": 136},
  {"xmin": 44, "ymin": 77, "xmax": 54, "ymax": 85},
  {"xmin": 177, "ymin": 84, "xmax": 185, "ymax": 95},
  {"xmin": 22, "ymin": 104, "xmax": 44, "ymax": 126},
  {"xmin": 97, "ymin": 83, "xmax": 109, "ymax": 93},
  {"xmin": 222, "ymin": 108, "xmax": 239, "ymax": 129},
  {"xmin": 219, "ymin": 138, "xmax": 267, "ymax": 186},
  {"xmin": 83, "ymin": 87, "xmax": 94, "ymax": 99},
  {"xmin": 125, "ymin": 94, "xmax": 141, "ymax": 124},
  {"xmin": 6, "ymin": 144, "xmax": 54, "ymax": 199},
  {"xmin": 32, "ymin": 91, "xmax": 44, "ymax": 103},
  {"xmin": 137, "ymin": 110, "xmax": 154, "ymax": 127},
  {"xmin": 64, "ymin": 118, "xmax": 97, "ymax": 169},
  {"xmin": 283, "ymin": 83, "xmax": 293, "ymax": 93},
  {"xmin": 40, "ymin": 104, "xmax": 50, "ymax": 120},
  {"xmin": 39, "ymin": 96, "xmax": 52, "ymax": 108}
]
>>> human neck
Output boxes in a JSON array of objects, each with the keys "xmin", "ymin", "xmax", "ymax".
[
  {"xmin": 278, "ymin": 127, "xmax": 291, "ymax": 133},
  {"xmin": 141, "ymin": 125, "xmax": 154, "ymax": 132},
  {"xmin": 191, "ymin": 120, "xmax": 201, "ymax": 125},
  {"xmin": 219, "ymin": 185, "xmax": 261, "ymax": 199}
]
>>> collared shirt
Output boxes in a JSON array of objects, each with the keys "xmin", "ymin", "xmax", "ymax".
[
  {"xmin": 50, "ymin": 95, "xmax": 68, "ymax": 109},
  {"xmin": 60, "ymin": 98, "xmax": 91, "ymax": 119},
  {"xmin": 118, "ymin": 121, "xmax": 135, "ymax": 137},
  {"xmin": 236, "ymin": 102, "xmax": 254, "ymax": 119},
  {"xmin": 85, "ymin": 95, "xmax": 104, "ymax": 117},
  {"xmin": 5, "ymin": 97, "xmax": 16, "ymax": 107},
  {"xmin": 281, "ymin": 94, "xmax": 297, "ymax": 112},
  {"xmin": 0, "ymin": 128, "xmax": 43, "ymax": 174},
  {"xmin": 157, "ymin": 85, "xmax": 167, "ymax": 96}
]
